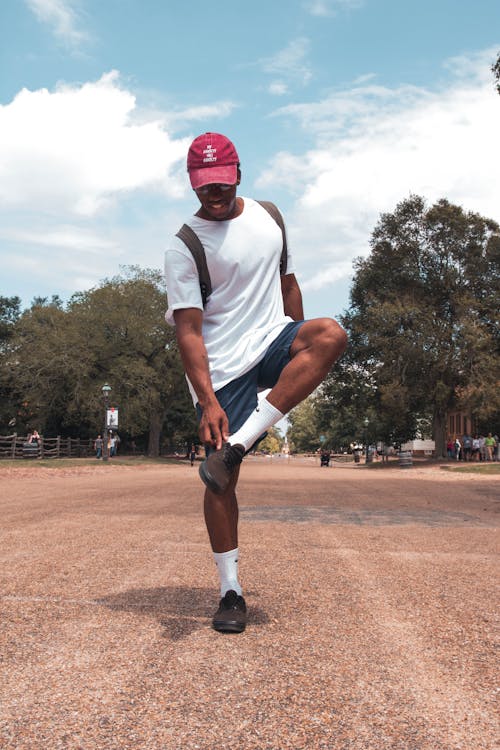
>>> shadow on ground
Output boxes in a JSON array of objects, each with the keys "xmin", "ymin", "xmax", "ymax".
[
  {"xmin": 241, "ymin": 505, "xmax": 489, "ymax": 526},
  {"xmin": 97, "ymin": 586, "xmax": 269, "ymax": 640}
]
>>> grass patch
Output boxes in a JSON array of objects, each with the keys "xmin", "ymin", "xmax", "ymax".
[
  {"xmin": 0, "ymin": 456, "xmax": 183, "ymax": 469},
  {"xmin": 362, "ymin": 459, "xmax": 500, "ymax": 474},
  {"xmin": 441, "ymin": 463, "xmax": 500, "ymax": 475}
]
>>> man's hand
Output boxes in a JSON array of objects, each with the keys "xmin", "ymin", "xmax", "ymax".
[{"xmin": 199, "ymin": 399, "xmax": 229, "ymax": 450}]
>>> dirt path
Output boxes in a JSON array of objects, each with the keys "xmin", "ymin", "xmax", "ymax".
[{"xmin": 0, "ymin": 459, "xmax": 498, "ymax": 749}]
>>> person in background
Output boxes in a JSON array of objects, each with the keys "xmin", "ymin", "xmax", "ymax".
[
  {"xmin": 478, "ymin": 434, "xmax": 486, "ymax": 462},
  {"xmin": 462, "ymin": 432, "xmax": 472, "ymax": 461},
  {"xmin": 190, "ymin": 444, "xmax": 197, "ymax": 466},
  {"xmin": 484, "ymin": 433, "xmax": 496, "ymax": 462},
  {"xmin": 472, "ymin": 435, "xmax": 480, "ymax": 462},
  {"xmin": 94, "ymin": 434, "xmax": 103, "ymax": 459},
  {"xmin": 446, "ymin": 437, "xmax": 455, "ymax": 459}
]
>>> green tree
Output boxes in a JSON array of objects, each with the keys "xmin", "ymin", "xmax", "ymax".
[
  {"xmin": 30, "ymin": 295, "xmax": 64, "ymax": 309},
  {"xmin": 287, "ymin": 396, "xmax": 321, "ymax": 452},
  {"xmin": 7, "ymin": 299, "xmax": 71, "ymax": 435},
  {"xmin": 7, "ymin": 268, "xmax": 196, "ymax": 453},
  {"xmin": 0, "ymin": 296, "xmax": 21, "ymax": 344},
  {"xmin": 67, "ymin": 267, "xmax": 194, "ymax": 454},
  {"xmin": 492, "ymin": 51, "xmax": 500, "ymax": 95},
  {"xmin": 314, "ymin": 360, "xmax": 382, "ymax": 450},
  {"xmin": 258, "ymin": 426, "xmax": 282, "ymax": 454},
  {"xmin": 0, "ymin": 296, "xmax": 22, "ymax": 430},
  {"xmin": 323, "ymin": 195, "xmax": 499, "ymax": 456}
]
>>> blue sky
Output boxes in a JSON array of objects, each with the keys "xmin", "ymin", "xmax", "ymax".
[{"xmin": 1, "ymin": 0, "xmax": 499, "ymax": 320}]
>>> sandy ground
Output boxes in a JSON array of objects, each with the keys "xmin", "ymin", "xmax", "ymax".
[{"xmin": 0, "ymin": 457, "xmax": 498, "ymax": 750}]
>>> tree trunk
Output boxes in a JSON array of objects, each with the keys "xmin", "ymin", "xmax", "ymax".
[
  {"xmin": 433, "ymin": 411, "xmax": 447, "ymax": 458},
  {"xmin": 147, "ymin": 411, "xmax": 163, "ymax": 457}
]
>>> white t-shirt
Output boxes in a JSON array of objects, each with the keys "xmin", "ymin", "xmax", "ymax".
[{"xmin": 164, "ymin": 197, "xmax": 296, "ymax": 404}]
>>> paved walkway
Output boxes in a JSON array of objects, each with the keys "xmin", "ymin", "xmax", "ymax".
[{"xmin": 0, "ymin": 459, "xmax": 498, "ymax": 749}]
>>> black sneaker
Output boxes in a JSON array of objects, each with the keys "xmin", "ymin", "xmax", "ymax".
[
  {"xmin": 212, "ymin": 590, "xmax": 247, "ymax": 633},
  {"xmin": 199, "ymin": 442, "xmax": 245, "ymax": 495}
]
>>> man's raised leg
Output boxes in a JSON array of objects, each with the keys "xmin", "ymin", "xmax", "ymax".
[
  {"xmin": 199, "ymin": 318, "xmax": 347, "ymax": 495},
  {"xmin": 265, "ymin": 318, "xmax": 347, "ymax": 414}
]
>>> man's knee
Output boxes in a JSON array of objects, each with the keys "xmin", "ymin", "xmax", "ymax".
[
  {"xmin": 295, "ymin": 318, "xmax": 347, "ymax": 362},
  {"xmin": 322, "ymin": 317, "xmax": 347, "ymax": 350},
  {"xmin": 321, "ymin": 318, "xmax": 348, "ymax": 364}
]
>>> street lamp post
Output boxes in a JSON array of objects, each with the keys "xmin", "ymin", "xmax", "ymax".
[
  {"xmin": 364, "ymin": 417, "xmax": 370, "ymax": 464},
  {"xmin": 102, "ymin": 383, "xmax": 112, "ymax": 462}
]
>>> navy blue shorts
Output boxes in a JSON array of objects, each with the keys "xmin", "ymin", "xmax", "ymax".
[{"xmin": 196, "ymin": 321, "xmax": 305, "ymax": 440}]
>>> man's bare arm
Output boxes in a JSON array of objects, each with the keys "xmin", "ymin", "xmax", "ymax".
[
  {"xmin": 173, "ymin": 308, "xmax": 228, "ymax": 449},
  {"xmin": 281, "ymin": 273, "xmax": 304, "ymax": 321}
]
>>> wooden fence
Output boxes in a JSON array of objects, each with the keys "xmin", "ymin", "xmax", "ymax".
[{"xmin": 0, "ymin": 434, "xmax": 94, "ymax": 460}]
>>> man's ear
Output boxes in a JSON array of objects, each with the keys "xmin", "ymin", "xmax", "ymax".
[{"xmin": 236, "ymin": 167, "xmax": 241, "ymax": 185}]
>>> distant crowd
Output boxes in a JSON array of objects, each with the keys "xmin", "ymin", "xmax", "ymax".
[
  {"xmin": 93, "ymin": 432, "xmax": 120, "ymax": 458},
  {"xmin": 447, "ymin": 433, "xmax": 499, "ymax": 462}
]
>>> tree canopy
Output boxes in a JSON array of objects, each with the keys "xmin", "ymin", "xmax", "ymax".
[
  {"xmin": 0, "ymin": 296, "xmax": 22, "ymax": 428},
  {"xmin": 2, "ymin": 268, "xmax": 196, "ymax": 454},
  {"xmin": 493, "ymin": 51, "xmax": 500, "ymax": 95},
  {"xmin": 258, "ymin": 426, "xmax": 283, "ymax": 454},
  {"xmin": 318, "ymin": 195, "xmax": 500, "ymax": 454},
  {"xmin": 287, "ymin": 396, "xmax": 322, "ymax": 453}
]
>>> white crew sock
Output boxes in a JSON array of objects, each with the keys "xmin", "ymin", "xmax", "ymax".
[
  {"xmin": 213, "ymin": 548, "xmax": 242, "ymax": 596},
  {"xmin": 228, "ymin": 398, "xmax": 284, "ymax": 452}
]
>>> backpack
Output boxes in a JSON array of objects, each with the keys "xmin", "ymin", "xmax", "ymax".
[{"xmin": 175, "ymin": 200, "xmax": 288, "ymax": 307}]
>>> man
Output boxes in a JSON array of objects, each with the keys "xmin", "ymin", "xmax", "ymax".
[
  {"xmin": 484, "ymin": 433, "xmax": 496, "ymax": 461},
  {"xmin": 94, "ymin": 434, "xmax": 103, "ymax": 459},
  {"xmin": 462, "ymin": 432, "xmax": 472, "ymax": 461},
  {"xmin": 164, "ymin": 132, "xmax": 347, "ymax": 633}
]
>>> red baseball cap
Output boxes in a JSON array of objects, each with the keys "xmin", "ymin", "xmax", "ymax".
[{"xmin": 187, "ymin": 132, "xmax": 240, "ymax": 189}]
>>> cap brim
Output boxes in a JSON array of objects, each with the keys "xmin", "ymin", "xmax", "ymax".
[{"xmin": 189, "ymin": 164, "xmax": 238, "ymax": 190}]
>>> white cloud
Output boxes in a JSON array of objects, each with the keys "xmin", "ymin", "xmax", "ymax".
[
  {"xmin": 0, "ymin": 71, "xmax": 190, "ymax": 216},
  {"xmin": 268, "ymin": 81, "xmax": 289, "ymax": 96},
  {"xmin": 259, "ymin": 38, "xmax": 313, "ymax": 87},
  {"xmin": 304, "ymin": 0, "xmax": 364, "ymax": 17},
  {"xmin": 0, "ymin": 70, "xmax": 242, "ymax": 302},
  {"xmin": 257, "ymin": 48, "xmax": 500, "ymax": 293},
  {"xmin": 1, "ymin": 226, "xmax": 120, "ymax": 253},
  {"xmin": 166, "ymin": 101, "xmax": 238, "ymax": 128},
  {"xmin": 25, "ymin": 0, "xmax": 88, "ymax": 49}
]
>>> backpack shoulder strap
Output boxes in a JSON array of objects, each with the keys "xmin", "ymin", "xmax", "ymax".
[
  {"xmin": 256, "ymin": 200, "xmax": 288, "ymax": 276},
  {"xmin": 175, "ymin": 224, "xmax": 212, "ymax": 307}
]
